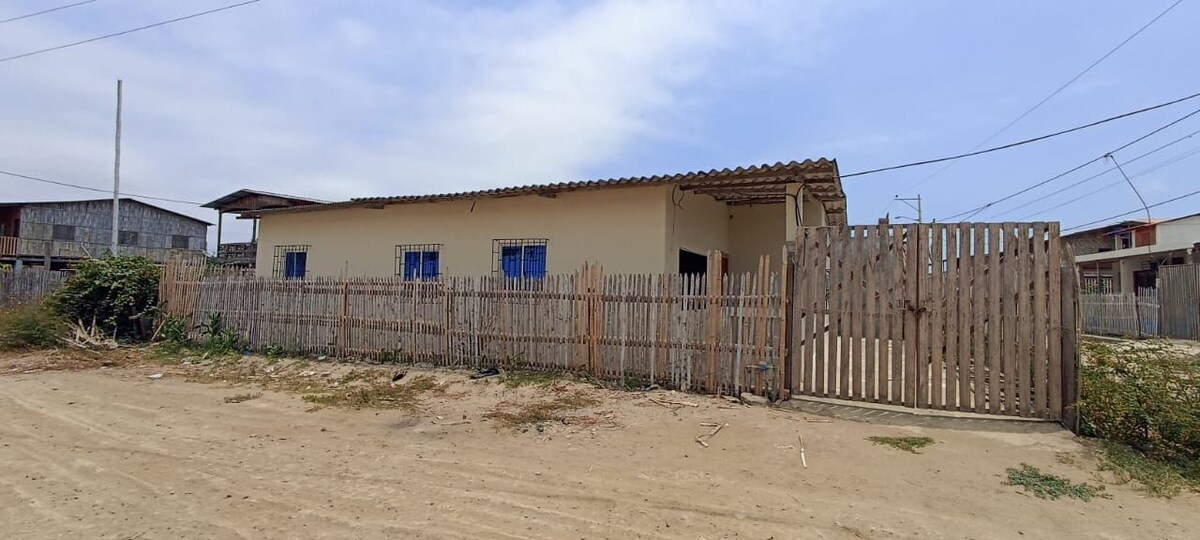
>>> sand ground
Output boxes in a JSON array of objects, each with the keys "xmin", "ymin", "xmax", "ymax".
[{"xmin": 1, "ymin": 351, "xmax": 1196, "ymax": 539}]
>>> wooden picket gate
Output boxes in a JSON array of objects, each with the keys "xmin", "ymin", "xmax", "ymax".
[{"xmin": 789, "ymin": 223, "xmax": 1077, "ymax": 420}]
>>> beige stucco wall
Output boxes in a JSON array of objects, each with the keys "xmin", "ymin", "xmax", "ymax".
[
  {"xmin": 257, "ymin": 184, "xmax": 834, "ymax": 278},
  {"xmin": 728, "ymin": 203, "xmax": 785, "ymax": 274},
  {"xmin": 664, "ymin": 189, "xmax": 730, "ymax": 273},
  {"xmin": 256, "ymin": 186, "xmax": 669, "ymax": 278}
]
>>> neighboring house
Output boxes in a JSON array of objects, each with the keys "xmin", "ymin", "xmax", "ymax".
[
  {"xmin": 201, "ymin": 189, "xmax": 325, "ymax": 268},
  {"xmin": 253, "ymin": 160, "xmax": 847, "ymax": 279},
  {"xmin": 1062, "ymin": 220, "xmax": 1145, "ymax": 292},
  {"xmin": 0, "ymin": 198, "xmax": 209, "ymax": 269},
  {"xmin": 1070, "ymin": 213, "xmax": 1200, "ymax": 293}
]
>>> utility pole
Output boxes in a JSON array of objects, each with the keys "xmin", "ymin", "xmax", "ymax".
[
  {"xmin": 111, "ymin": 79, "xmax": 123, "ymax": 256},
  {"xmin": 893, "ymin": 194, "xmax": 923, "ymax": 223}
]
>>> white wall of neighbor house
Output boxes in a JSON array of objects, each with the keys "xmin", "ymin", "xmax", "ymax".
[
  {"xmin": 1156, "ymin": 216, "xmax": 1200, "ymax": 247},
  {"xmin": 255, "ymin": 186, "xmax": 671, "ymax": 278}
]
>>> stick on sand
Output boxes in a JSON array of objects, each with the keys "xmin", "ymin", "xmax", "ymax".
[{"xmin": 695, "ymin": 422, "xmax": 728, "ymax": 447}]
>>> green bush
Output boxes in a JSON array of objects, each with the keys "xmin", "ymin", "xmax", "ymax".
[
  {"xmin": 198, "ymin": 313, "xmax": 243, "ymax": 355},
  {"xmin": 157, "ymin": 315, "xmax": 188, "ymax": 344},
  {"xmin": 1078, "ymin": 341, "xmax": 1200, "ymax": 463},
  {"xmin": 50, "ymin": 256, "xmax": 159, "ymax": 341},
  {"xmin": 0, "ymin": 304, "xmax": 66, "ymax": 350}
]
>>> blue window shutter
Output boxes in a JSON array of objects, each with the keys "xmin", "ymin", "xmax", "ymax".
[
  {"xmin": 284, "ymin": 252, "xmax": 307, "ymax": 279},
  {"xmin": 501, "ymin": 246, "xmax": 522, "ymax": 279},
  {"xmin": 523, "ymin": 245, "xmax": 546, "ymax": 278},
  {"xmin": 422, "ymin": 251, "xmax": 439, "ymax": 280},
  {"xmin": 403, "ymin": 251, "xmax": 421, "ymax": 280}
]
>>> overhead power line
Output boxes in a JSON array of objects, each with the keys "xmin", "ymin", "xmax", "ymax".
[
  {"xmin": 1062, "ymin": 188, "xmax": 1200, "ymax": 233},
  {"xmin": 896, "ymin": 0, "xmax": 1186, "ymax": 195},
  {"xmin": 0, "ymin": 0, "xmax": 98, "ymax": 24},
  {"xmin": 841, "ymin": 90, "xmax": 1200, "ymax": 181},
  {"xmin": 1014, "ymin": 143, "xmax": 1200, "ymax": 221},
  {"xmin": 939, "ymin": 105, "xmax": 1200, "ymax": 221},
  {"xmin": 0, "ymin": 168, "xmax": 203, "ymax": 205},
  {"xmin": 991, "ymin": 128, "xmax": 1200, "ymax": 220},
  {"xmin": 0, "ymin": 0, "xmax": 261, "ymax": 64}
]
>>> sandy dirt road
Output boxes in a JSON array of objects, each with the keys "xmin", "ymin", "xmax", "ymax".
[{"xmin": 1, "ymin": 358, "xmax": 1197, "ymax": 539}]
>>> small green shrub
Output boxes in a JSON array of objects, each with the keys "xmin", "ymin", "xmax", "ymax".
[
  {"xmin": 1077, "ymin": 341, "xmax": 1200, "ymax": 463},
  {"xmin": 1005, "ymin": 463, "xmax": 1108, "ymax": 501},
  {"xmin": 0, "ymin": 304, "xmax": 66, "ymax": 350},
  {"xmin": 50, "ymin": 256, "xmax": 159, "ymax": 340},
  {"xmin": 157, "ymin": 315, "xmax": 188, "ymax": 344},
  {"xmin": 198, "ymin": 313, "xmax": 242, "ymax": 355}
]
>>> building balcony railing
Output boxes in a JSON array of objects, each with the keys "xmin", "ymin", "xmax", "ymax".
[
  {"xmin": 0, "ymin": 237, "xmax": 203, "ymax": 263},
  {"xmin": 0, "ymin": 236, "xmax": 16, "ymax": 257},
  {"xmin": 216, "ymin": 242, "xmax": 257, "ymax": 266}
]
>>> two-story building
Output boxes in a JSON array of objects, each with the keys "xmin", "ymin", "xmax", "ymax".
[
  {"xmin": 1067, "ymin": 213, "xmax": 1200, "ymax": 293},
  {"xmin": 0, "ymin": 198, "xmax": 210, "ymax": 269}
]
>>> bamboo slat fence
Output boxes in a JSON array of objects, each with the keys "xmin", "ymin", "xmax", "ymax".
[
  {"xmin": 1079, "ymin": 290, "xmax": 1159, "ymax": 338},
  {"xmin": 160, "ymin": 252, "xmax": 788, "ymax": 396},
  {"xmin": 0, "ymin": 269, "xmax": 69, "ymax": 308},
  {"xmin": 1080, "ymin": 265, "xmax": 1200, "ymax": 340},
  {"xmin": 1159, "ymin": 264, "xmax": 1200, "ymax": 340}
]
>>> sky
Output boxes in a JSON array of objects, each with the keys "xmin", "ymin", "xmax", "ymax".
[{"xmin": 1, "ymin": 0, "xmax": 1198, "ymax": 251}]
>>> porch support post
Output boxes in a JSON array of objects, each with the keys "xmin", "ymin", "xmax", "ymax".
[{"xmin": 215, "ymin": 211, "xmax": 223, "ymax": 257}]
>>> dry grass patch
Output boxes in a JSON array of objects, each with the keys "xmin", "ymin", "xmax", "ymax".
[
  {"xmin": 184, "ymin": 358, "xmax": 448, "ymax": 412},
  {"xmin": 302, "ymin": 374, "xmax": 445, "ymax": 411},
  {"xmin": 486, "ymin": 384, "xmax": 601, "ymax": 429}
]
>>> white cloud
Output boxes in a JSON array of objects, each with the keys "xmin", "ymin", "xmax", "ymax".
[{"xmin": 0, "ymin": 0, "xmax": 836, "ymax": 248}]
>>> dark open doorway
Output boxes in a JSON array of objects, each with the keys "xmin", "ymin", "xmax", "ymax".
[{"xmin": 679, "ymin": 250, "xmax": 706, "ymax": 275}]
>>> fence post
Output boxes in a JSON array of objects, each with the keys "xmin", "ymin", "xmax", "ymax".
[
  {"xmin": 1060, "ymin": 244, "xmax": 1080, "ymax": 431},
  {"xmin": 779, "ymin": 244, "xmax": 791, "ymax": 399},
  {"xmin": 705, "ymin": 251, "xmax": 725, "ymax": 392},
  {"xmin": 338, "ymin": 275, "xmax": 349, "ymax": 357}
]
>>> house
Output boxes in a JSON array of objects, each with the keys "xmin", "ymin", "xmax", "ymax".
[
  {"xmin": 1062, "ymin": 220, "xmax": 1145, "ymax": 292},
  {"xmin": 1069, "ymin": 213, "xmax": 1200, "ymax": 293},
  {"xmin": 252, "ymin": 160, "xmax": 846, "ymax": 279},
  {"xmin": 0, "ymin": 198, "xmax": 209, "ymax": 269},
  {"xmin": 201, "ymin": 189, "xmax": 326, "ymax": 268}
]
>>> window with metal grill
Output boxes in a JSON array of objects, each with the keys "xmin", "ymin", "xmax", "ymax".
[
  {"xmin": 395, "ymin": 244, "xmax": 441, "ymax": 280},
  {"xmin": 493, "ymin": 239, "xmax": 547, "ymax": 280},
  {"xmin": 273, "ymin": 245, "xmax": 309, "ymax": 279}
]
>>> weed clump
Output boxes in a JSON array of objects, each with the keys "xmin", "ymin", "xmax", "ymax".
[
  {"xmin": 867, "ymin": 436, "xmax": 936, "ymax": 454},
  {"xmin": 224, "ymin": 392, "xmax": 262, "ymax": 404},
  {"xmin": 1005, "ymin": 463, "xmax": 1108, "ymax": 501},
  {"xmin": 0, "ymin": 304, "xmax": 66, "ymax": 350},
  {"xmin": 1097, "ymin": 441, "xmax": 1200, "ymax": 498}
]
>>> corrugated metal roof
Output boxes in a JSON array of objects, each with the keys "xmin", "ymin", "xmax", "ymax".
[
  {"xmin": 259, "ymin": 158, "xmax": 847, "ymax": 224},
  {"xmin": 0, "ymin": 197, "xmax": 212, "ymax": 225},
  {"xmin": 201, "ymin": 189, "xmax": 327, "ymax": 210}
]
